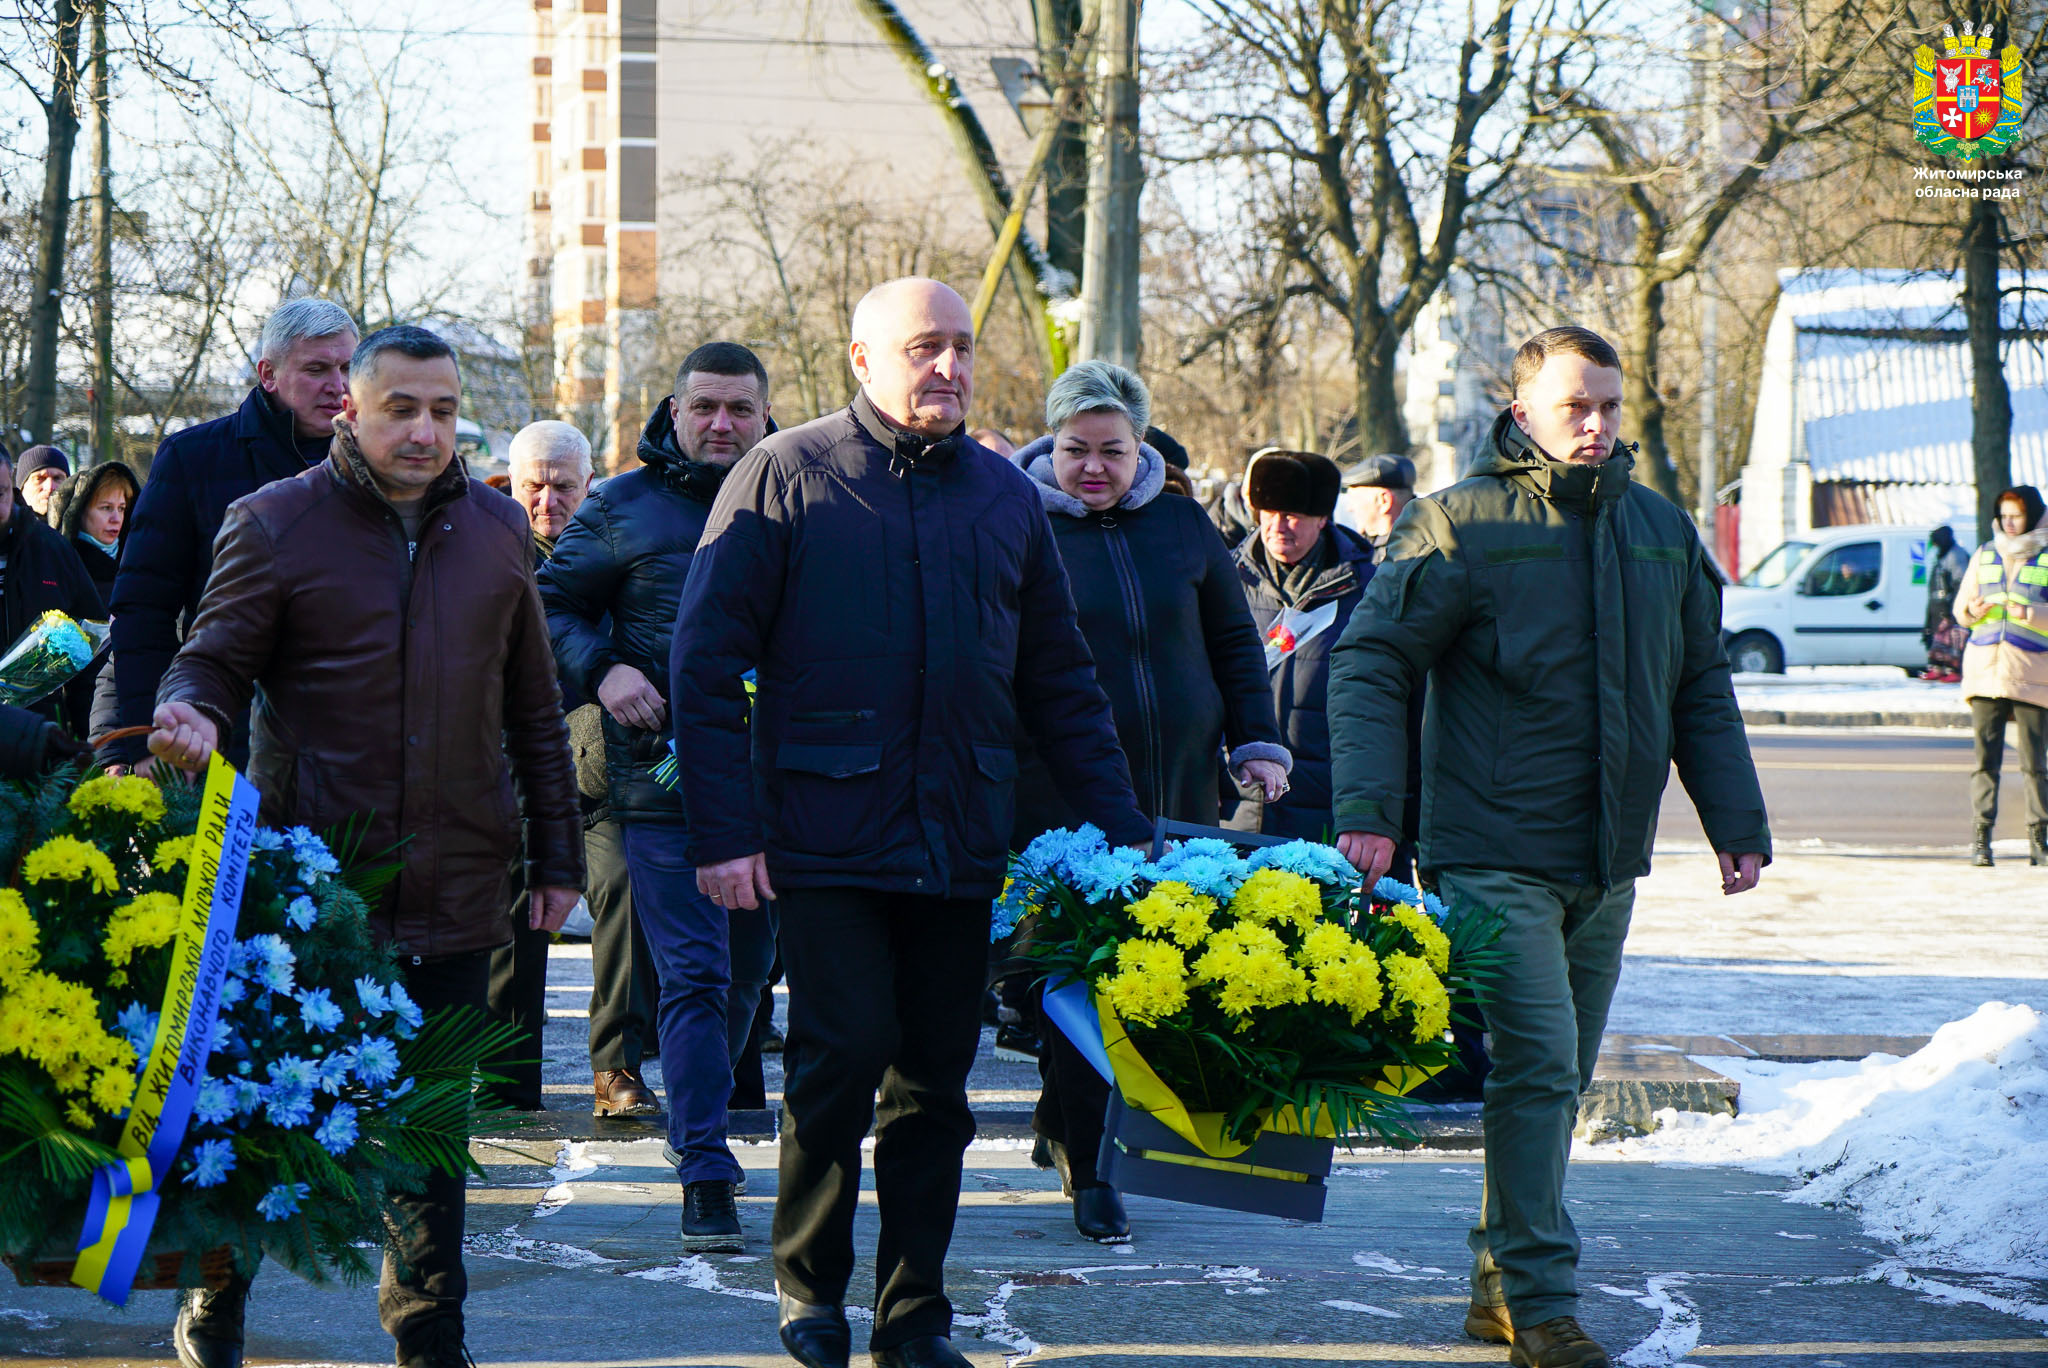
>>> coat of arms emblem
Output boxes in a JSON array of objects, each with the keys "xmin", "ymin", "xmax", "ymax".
[{"xmin": 1914, "ymin": 21, "xmax": 2024, "ymax": 159}]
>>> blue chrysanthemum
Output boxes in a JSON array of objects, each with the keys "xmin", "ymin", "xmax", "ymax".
[
  {"xmin": 114, "ymin": 1001, "xmax": 159, "ymax": 1057},
  {"xmin": 286, "ymin": 826, "xmax": 340, "ymax": 881},
  {"xmin": 297, "ymin": 987, "xmax": 343, "ymax": 1033},
  {"xmin": 231, "ymin": 1079, "xmax": 264, "ymax": 1116},
  {"xmin": 1067, "ymin": 846, "xmax": 1150, "ymax": 902},
  {"xmin": 354, "ymin": 975, "xmax": 391, "ymax": 1017},
  {"xmin": 353, "ymin": 1036, "xmax": 400, "ymax": 1088},
  {"xmin": 256, "ymin": 1181, "xmax": 309, "ymax": 1220},
  {"xmin": 267, "ymin": 1054, "xmax": 315, "ymax": 1092},
  {"xmin": 386, "ymin": 982, "xmax": 423, "ymax": 1037},
  {"xmin": 251, "ymin": 829, "xmax": 286, "ymax": 852},
  {"xmin": 193, "ymin": 1076, "xmax": 235, "ymax": 1126},
  {"xmin": 1251, "ymin": 839, "xmax": 1358, "ymax": 886},
  {"xmin": 264, "ymin": 1087, "xmax": 314, "ymax": 1129},
  {"xmin": 1373, "ymin": 875, "xmax": 1449, "ymax": 922},
  {"xmin": 217, "ymin": 975, "xmax": 246, "ymax": 1009},
  {"xmin": 1017, "ymin": 824, "xmax": 1107, "ymax": 880},
  {"xmin": 314, "ymin": 1101, "xmax": 359, "ymax": 1155},
  {"xmin": 315, "ymin": 1052, "xmax": 353, "ymax": 1094},
  {"xmin": 285, "ymin": 895, "xmax": 318, "ymax": 932},
  {"xmin": 187, "ymin": 1138, "xmax": 236, "ymax": 1188}
]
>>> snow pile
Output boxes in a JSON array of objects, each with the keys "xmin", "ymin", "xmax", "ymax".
[
  {"xmin": 1602, "ymin": 1002, "xmax": 2048, "ymax": 1278},
  {"xmin": 1734, "ymin": 665, "xmax": 1966, "ymax": 717}
]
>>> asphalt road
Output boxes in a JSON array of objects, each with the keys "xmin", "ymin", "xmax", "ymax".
[{"xmin": 1657, "ymin": 727, "xmax": 2035, "ymax": 852}]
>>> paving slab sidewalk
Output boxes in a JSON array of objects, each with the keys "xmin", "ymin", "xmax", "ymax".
[{"xmin": 11, "ymin": 1142, "xmax": 2048, "ymax": 1367}]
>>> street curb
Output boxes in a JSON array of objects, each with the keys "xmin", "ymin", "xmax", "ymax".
[{"xmin": 1741, "ymin": 707, "xmax": 1968, "ymax": 729}]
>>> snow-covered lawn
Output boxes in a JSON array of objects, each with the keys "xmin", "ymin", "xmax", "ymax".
[
  {"xmin": 1592, "ymin": 1003, "xmax": 2048, "ymax": 1289},
  {"xmin": 1734, "ymin": 664, "xmax": 1967, "ymax": 718},
  {"xmin": 1612, "ymin": 851, "xmax": 2046, "ymax": 1036}
]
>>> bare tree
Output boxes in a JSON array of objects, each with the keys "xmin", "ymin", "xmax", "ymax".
[{"xmin": 1159, "ymin": 0, "xmax": 1553, "ymax": 459}]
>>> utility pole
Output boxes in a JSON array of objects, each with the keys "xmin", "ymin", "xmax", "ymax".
[
  {"xmin": 25, "ymin": 0, "xmax": 85, "ymax": 447},
  {"xmin": 1695, "ymin": 3, "xmax": 1723, "ymax": 543},
  {"xmin": 1077, "ymin": 0, "xmax": 1140, "ymax": 368},
  {"xmin": 89, "ymin": 0, "xmax": 113, "ymax": 465}
]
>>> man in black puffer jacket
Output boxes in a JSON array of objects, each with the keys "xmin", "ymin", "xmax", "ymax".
[{"xmin": 539, "ymin": 342, "xmax": 779, "ymax": 1254}]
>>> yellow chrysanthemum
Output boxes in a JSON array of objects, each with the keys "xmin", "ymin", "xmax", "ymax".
[
  {"xmin": 0, "ymin": 890, "xmax": 39, "ymax": 988},
  {"xmin": 1387, "ymin": 903, "xmax": 1451, "ymax": 975},
  {"xmin": 1194, "ymin": 921, "xmax": 1309, "ymax": 1017},
  {"xmin": 1383, "ymin": 952, "xmax": 1451, "ymax": 1044},
  {"xmin": 1124, "ymin": 881, "xmax": 1217, "ymax": 949},
  {"xmin": 1229, "ymin": 867, "xmax": 1322, "ymax": 933},
  {"xmin": 152, "ymin": 836, "xmax": 193, "ymax": 870},
  {"xmin": 66, "ymin": 774, "xmax": 167, "ymax": 826},
  {"xmin": 64, "ymin": 1102, "xmax": 92, "ymax": 1129},
  {"xmin": 1296, "ymin": 922, "xmax": 1359, "ymax": 969},
  {"xmin": 0, "ymin": 969, "xmax": 133, "ymax": 1116},
  {"xmin": 104, "ymin": 893, "xmax": 181, "ymax": 966},
  {"xmin": 1100, "ymin": 937, "xmax": 1190, "ymax": 1024},
  {"xmin": 22, "ymin": 836, "xmax": 119, "ymax": 895},
  {"xmin": 91, "ymin": 1065, "xmax": 133, "ymax": 1114},
  {"xmin": 1308, "ymin": 946, "xmax": 1383, "ymax": 1024}
]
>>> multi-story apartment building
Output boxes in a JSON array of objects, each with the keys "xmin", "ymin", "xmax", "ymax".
[{"xmin": 528, "ymin": 1, "xmax": 1032, "ymax": 470}]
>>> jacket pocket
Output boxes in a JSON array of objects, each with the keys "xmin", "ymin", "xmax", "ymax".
[
  {"xmin": 771, "ymin": 741, "xmax": 884, "ymax": 859},
  {"xmin": 964, "ymin": 742, "xmax": 1018, "ymax": 861}
]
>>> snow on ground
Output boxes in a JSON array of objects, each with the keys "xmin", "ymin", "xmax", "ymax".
[
  {"xmin": 1612, "ymin": 852, "xmax": 2047, "ymax": 1035},
  {"xmin": 1734, "ymin": 665, "xmax": 1967, "ymax": 717},
  {"xmin": 1592, "ymin": 1004, "xmax": 2048, "ymax": 1282}
]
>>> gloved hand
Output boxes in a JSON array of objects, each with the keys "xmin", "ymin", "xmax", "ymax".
[{"xmin": 40, "ymin": 724, "xmax": 94, "ymax": 771}]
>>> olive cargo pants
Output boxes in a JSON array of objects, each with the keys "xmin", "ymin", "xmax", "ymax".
[{"xmin": 1437, "ymin": 867, "xmax": 1636, "ymax": 1327}]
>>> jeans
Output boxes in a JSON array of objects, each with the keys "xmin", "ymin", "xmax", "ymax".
[
  {"xmin": 1970, "ymin": 696, "xmax": 2048, "ymax": 827},
  {"xmin": 1437, "ymin": 868, "xmax": 1635, "ymax": 1329},
  {"xmin": 379, "ymin": 949, "xmax": 492, "ymax": 1353},
  {"xmin": 772, "ymin": 887, "xmax": 989, "ymax": 1350},
  {"xmin": 621, "ymin": 822, "xmax": 776, "ymax": 1184}
]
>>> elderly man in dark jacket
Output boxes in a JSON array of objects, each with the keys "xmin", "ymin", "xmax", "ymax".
[
  {"xmin": 1230, "ymin": 448, "xmax": 1377, "ymax": 840},
  {"xmin": 541, "ymin": 341, "xmax": 780, "ymax": 1250},
  {"xmin": 150, "ymin": 326, "xmax": 584, "ymax": 1368},
  {"xmin": 1329, "ymin": 327, "xmax": 1770, "ymax": 1368},
  {"xmin": 671, "ymin": 278, "xmax": 1148, "ymax": 1368},
  {"xmin": 104, "ymin": 297, "xmax": 356, "ymax": 768}
]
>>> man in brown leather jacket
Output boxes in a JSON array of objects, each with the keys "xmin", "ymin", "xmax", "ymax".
[{"xmin": 149, "ymin": 325, "xmax": 584, "ymax": 1368}]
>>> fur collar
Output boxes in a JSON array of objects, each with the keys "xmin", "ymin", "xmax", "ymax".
[{"xmin": 1018, "ymin": 434, "xmax": 1167, "ymax": 518}]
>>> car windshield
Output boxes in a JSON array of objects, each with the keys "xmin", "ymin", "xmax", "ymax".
[{"xmin": 1739, "ymin": 541, "xmax": 1814, "ymax": 589}]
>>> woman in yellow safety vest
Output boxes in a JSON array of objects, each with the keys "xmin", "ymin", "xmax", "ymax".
[{"xmin": 1955, "ymin": 484, "xmax": 2048, "ymax": 867}]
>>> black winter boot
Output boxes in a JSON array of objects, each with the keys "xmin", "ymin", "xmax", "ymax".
[
  {"xmin": 2030, "ymin": 822, "xmax": 2047, "ymax": 867},
  {"xmin": 173, "ymin": 1275, "xmax": 249, "ymax": 1368},
  {"xmin": 1972, "ymin": 823, "xmax": 1995, "ymax": 867}
]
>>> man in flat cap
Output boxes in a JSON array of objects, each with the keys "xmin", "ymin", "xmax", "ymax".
[
  {"xmin": 1228, "ymin": 448, "xmax": 1376, "ymax": 838},
  {"xmin": 1342, "ymin": 454, "xmax": 1417, "ymax": 565}
]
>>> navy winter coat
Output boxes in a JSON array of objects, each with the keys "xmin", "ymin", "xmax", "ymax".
[
  {"xmin": 0, "ymin": 507, "xmax": 105, "ymax": 735},
  {"xmin": 669, "ymin": 394, "xmax": 1150, "ymax": 900},
  {"xmin": 107, "ymin": 388, "xmax": 321, "ymax": 763},
  {"xmin": 1234, "ymin": 524, "xmax": 1378, "ymax": 840},
  {"xmin": 540, "ymin": 400, "xmax": 729, "ymax": 825}
]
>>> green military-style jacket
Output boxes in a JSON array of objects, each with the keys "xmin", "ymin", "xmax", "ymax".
[{"xmin": 1327, "ymin": 411, "xmax": 1771, "ymax": 886}]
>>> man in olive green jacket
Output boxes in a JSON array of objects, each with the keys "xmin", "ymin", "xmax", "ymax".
[{"xmin": 1328, "ymin": 327, "xmax": 1770, "ymax": 1368}]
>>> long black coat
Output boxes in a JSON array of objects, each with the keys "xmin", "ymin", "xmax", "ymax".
[
  {"xmin": 540, "ymin": 400, "xmax": 726, "ymax": 825},
  {"xmin": 669, "ymin": 393, "xmax": 1149, "ymax": 900},
  {"xmin": 1010, "ymin": 437, "xmax": 1285, "ymax": 843},
  {"xmin": 1235, "ymin": 524, "xmax": 1378, "ymax": 840},
  {"xmin": 107, "ymin": 387, "xmax": 320, "ymax": 763},
  {"xmin": 0, "ymin": 507, "xmax": 106, "ymax": 735}
]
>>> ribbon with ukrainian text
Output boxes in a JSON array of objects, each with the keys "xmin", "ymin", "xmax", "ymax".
[{"xmin": 70, "ymin": 752, "xmax": 258, "ymax": 1303}]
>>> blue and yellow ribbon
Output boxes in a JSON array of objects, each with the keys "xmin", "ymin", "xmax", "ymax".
[{"xmin": 71, "ymin": 753, "xmax": 259, "ymax": 1303}]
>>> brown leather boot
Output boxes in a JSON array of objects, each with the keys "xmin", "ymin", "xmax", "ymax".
[
  {"xmin": 1463, "ymin": 1300, "xmax": 1512, "ymax": 1344},
  {"xmin": 1510, "ymin": 1316, "xmax": 1610, "ymax": 1368},
  {"xmin": 592, "ymin": 1067, "xmax": 660, "ymax": 1117}
]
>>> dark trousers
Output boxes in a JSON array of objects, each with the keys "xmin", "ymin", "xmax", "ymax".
[
  {"xmin": 585, "ymin": 818, "xmax": 656, "ymax": 1071},
  {"xmin": 773, "ymin": 887, "xmax": 989, "ymax": 1350},
  {"xmin": 1971, "ymin": 696, "xmax": 2048, "ymax": 826},
  {"xmin": 482, "ymin": 887, "xmax": 548, "ymax": 1110},
  {"xmin": 623, "ymin": 822, "xmax": 777, "ymax": 1183},
  {"xmin": 1032, "ymin": 992, "xmax": 1111, "ymax": 1188},
  {"xmin": 379, "ymin": 949, "xmax": 491, "ymax": 1352}
]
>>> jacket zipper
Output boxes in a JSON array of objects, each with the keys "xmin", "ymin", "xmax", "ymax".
[{"xmin": 1101, "ymin": 514, "xmax": 1164, "ymax": 817}]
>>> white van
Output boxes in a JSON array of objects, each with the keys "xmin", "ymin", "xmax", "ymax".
[{"xmin": 1720, "ymin": 525, "xmax": 1953, "ymax": 673}]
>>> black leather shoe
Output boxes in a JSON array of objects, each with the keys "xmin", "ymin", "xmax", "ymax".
[
  {"xmin": 778, "ymin": 1288, "xmax": 850, "ymax": 1368},
  {"xmin": 173, "ymin": 1277, "xmax": 248, "ymax": 1368},
  {"xmin": 1072, "ymin": 1183, "xmax": 1129, "ymax": 1242},
  {"xmin": 872, "ymin": 1336, "xmax": 974, "ymax": 1368},
  {"xmin": 395, "ymin": 1317, "xmax": 478, "ymax": 1368}
]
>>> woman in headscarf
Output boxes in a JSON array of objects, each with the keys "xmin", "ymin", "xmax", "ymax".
[{"xmin": 1011, "ymin": 360, "xmax": 1290, "ymax": 1241}]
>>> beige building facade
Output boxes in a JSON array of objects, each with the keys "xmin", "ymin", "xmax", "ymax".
[{"xmin": 528, "ymin": 0, "xmax": 1033, "ymax": 470}]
